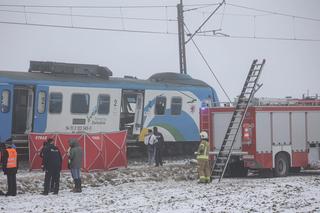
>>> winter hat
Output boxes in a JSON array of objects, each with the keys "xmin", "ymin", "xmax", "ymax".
[
  {"xmin": 5, "ymin": 137, "xmax": 12, "ymax": 144},
  {"xmin": 5, "ymin": 138, "xmax": 13, "ymax": 147},
  {"xmin": 68, "ymin": 138, "xmax": 78, "ymax": 147}
]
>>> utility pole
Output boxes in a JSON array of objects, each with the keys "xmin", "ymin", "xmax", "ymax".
[{"xmin": 177, "ymin": 0, "xmax": 187, "ymax": 74}]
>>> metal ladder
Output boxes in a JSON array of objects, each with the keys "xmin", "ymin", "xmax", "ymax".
[{"xmin": 211, "ymin": 59, "xmax": 265, "ymax": 182}]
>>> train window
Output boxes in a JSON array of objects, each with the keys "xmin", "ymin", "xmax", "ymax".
[
  {"xmin": 71, "ymin": 93, "xmax": 90, "ymax": 114},
  {"xmin": 155, "ymin": 96, "xmax": 166, "ymax": 115},
  {"xmin": 171, "ymin": 97, "xmax": 182, "ymax": 115},
  {"xmin": 37, "ymin": 91, "xmax": 46, "ymax": 114},
  {"xmin": 97, "ymin": 94, "xmax": 110, "ymax": 115},
  {"xmin": 1, "ymin": 90, "xmax": 10, "ymax": 113},
  {"xmin": 49, "ymin": 93, "xmax": 63, "ymax": 114}
]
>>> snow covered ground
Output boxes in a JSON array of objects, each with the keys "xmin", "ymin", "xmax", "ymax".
[{"xmin": 1, "ymin": 159, "xmax": 320, "ymax": 212}]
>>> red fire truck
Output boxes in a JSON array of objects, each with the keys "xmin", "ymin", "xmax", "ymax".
[{"xmin": 200, "ymin": 98, "xmax": 320, "ymax": 177}]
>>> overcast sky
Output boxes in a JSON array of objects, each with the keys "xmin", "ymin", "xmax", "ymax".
[{"xmin": 0, "ymin": 0, "xmax": 319, "ymax": 102}]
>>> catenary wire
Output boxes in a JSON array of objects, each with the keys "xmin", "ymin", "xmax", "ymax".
[
  {"xmin": 226, "ymin": 3, "xmax": 320, "ymax": 22},
  {"xmin": 185, "ymin": 24, "xmax": 232, "ymax": 103},
  {"xmin": 0, "ymin": 9, "xmax": 177, "ymax": 22}
]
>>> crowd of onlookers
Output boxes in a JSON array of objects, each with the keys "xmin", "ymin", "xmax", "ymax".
[
  {"xmin": 0, "ymin": 127, "xmax": 209, "ymax": 196},
  {"xmin": 0, "ymin": 137, "xmax": 83, "ymax": 196}
]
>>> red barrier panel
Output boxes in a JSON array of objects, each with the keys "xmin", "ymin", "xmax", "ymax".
[
  {"xmin": 55, "ymin": 134, "xmax": 84, "ymax": 170},
  {"xmin": 28, "ymin": 133, "xmax": 56, "ymax": 171},
  {"xmin": 29, "ymin": 131, "xmax": 127, "ymax": 172},
  {"xmin": 104, "ymin": 131, "xmax": 127, "ymax": 170},
  {"xmin": 84, "ymin": 133, "xmax": 105, "ymax": 172}
]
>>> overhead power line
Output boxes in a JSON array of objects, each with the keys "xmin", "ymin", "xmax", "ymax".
[
  {"xmin": 0, "ymin": 3, "xmax": 220, "ymax": 9},
  {"xmin": 0, "ymin": 20, "xmax": 177, "ymax": 35},
  {"xmin": 0, "ymin": 4, "xmax": 177, "ymax": 9},
  {"xmin": 0, "ymin": 9, "xmax": 177, "ymax": 22},
  {"xmin": 0, "ymin": 20, "xmax": 319, "ymax": 42},
  {"xmin": 199, "ymin": 34, "xmax": 320, "ymax": 42},
  {"xmin": 185, "ymin": 0, "xmax": 225, "ymax": 44},
  {"xmin": 184, "ymin": 24, "xmax": 232, "ymax": 103},
  {"xmin": 227, "ymin": 3, "xmax": 320, "ymax": 22}
]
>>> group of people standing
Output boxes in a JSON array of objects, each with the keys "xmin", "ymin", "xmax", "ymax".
[
  {"xmin": 0, "ymin": 128, "xmax": 210, "ymax": 197},
  {"xmin": 144, "ymin": 127, "xmax": 164, "ymax": 166},
  {"xmin": 40, "ymin": 138, "xmax": 83, "ymax": 195},
  {"xmin": 0, "ymin": 137, "xmax": 83, "ymax": 196}
]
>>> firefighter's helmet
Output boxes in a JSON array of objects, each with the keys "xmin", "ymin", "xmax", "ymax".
[{"xmin": 200, "ymin": 131, "xmax": 208, "ymax": 140}]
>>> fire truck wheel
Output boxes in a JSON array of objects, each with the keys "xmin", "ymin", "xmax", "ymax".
[{"xmin": 274, "ymin": 153, "xmax": 289, "ymax": 177}]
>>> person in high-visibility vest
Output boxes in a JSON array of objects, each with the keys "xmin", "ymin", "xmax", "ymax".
[
  {"xmin": 1, "ymin": 138, "xmax": 18, "ymax": 196},
  {"xmin": 195, "ymin": 131, "xmax": 210, "ymax": 183}
]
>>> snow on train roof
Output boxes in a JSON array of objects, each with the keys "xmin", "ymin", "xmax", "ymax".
[{"xmin": 0, "ymin": 70, "xmax": 210, "ymax": 88}]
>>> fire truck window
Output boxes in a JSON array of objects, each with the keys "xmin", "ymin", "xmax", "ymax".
[
  {"xmin": 1, "ymin": 90, "xmax": 10, "ymax": 113},
  {"xmin": 49, "ymin": 92, "xmax": 63, "ymax": 114},
  {"xmin": 171, "ymin": 97, "xmax": 182, "ymax": 115},
  {"xmin": 155, "ymin": 96, "xmax": 166, "ymax": 115},
  {"xmin": 71, "ymin": 93, "xmax": 90, "ymax": 114},
  {"xmin": 98, "ymin": 94, "xmax": 110, "ymax": 115},
  {"xmin": 37, "ymin": 91, "xmax": 46, "ymax": 114}
]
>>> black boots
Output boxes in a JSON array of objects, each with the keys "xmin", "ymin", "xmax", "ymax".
[{"xmin": 73, "ymin": 178, "xmax": 82, "ymax": 193}]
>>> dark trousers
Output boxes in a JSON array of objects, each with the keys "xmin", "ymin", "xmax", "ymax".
[
  {"xmin": 44, "ymin": 170, "xmax": 60, "ymax": 194},
  {"xmin": 155, "ymin": 146, "xmax": 163, "ymax": 166},
  {"xmin": 7, "ymin": 174, "xmax": 17, "ymax": 196}
]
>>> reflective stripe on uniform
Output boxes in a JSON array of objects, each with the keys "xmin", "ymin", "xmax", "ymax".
[
  {"xmin": 6, "ymin": 148, "xmax": 17, "ymax": 168},
  {"xmin": 197, "ymin": 155, "xmax": 209, "ymax": 160}
]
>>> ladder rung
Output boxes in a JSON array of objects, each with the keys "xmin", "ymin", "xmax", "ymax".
[
  {"xmin": 229, "ymin": 127, "xmax": 239, "ymax": 129},
  {"xmin": 220, "ymin": 151, "xmax": 230, "ymax": 156},
  {"xmin": 215, "ymin": 162, "xmax": 225, "ymax": 167},
  {"xmin": 226, "ymin": 133, "xmax": 236, "ymax": 136},
  {"xmin": 213, "ymin": 168, "xmax": 223, "ymax": 173},
  {"xmin": 224, "ymin": 137, "xmax": 235, "ymax": 141}
]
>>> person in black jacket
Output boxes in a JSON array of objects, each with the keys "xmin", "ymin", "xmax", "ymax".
[
  {"xmin": 42, "ymin": 139, "xmax": 62, "ymax": 195},
  {"xmin": 39, "ymin": 140, "xmax": 54, "ymax": 192},
  {"xmin": 1, "ymin": 138, "xmax": 18, "ymax": 196},
  {"xmin": 153, "ymin": 127, "xmax": 164, "ymax": 167}
]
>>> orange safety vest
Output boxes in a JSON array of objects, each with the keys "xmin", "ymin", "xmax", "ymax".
[{"xmin": 6, "ymin": 148, "xmax": 17, "ymax": 168}]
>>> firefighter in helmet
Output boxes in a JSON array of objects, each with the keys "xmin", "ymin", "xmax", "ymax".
[{"xmin": 195, "ymin": 131, "xmax": 210, "ymax": 183}]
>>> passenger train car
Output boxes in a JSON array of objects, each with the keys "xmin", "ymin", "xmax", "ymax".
[{"xmin": 0, "ymin": 61, "xmax": 218, "ymax": 152}]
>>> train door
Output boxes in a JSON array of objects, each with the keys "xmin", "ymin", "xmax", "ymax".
[
  {"xmin": 33, "ymin": 85, "xmax": 48, "ymax": 132},
  {"xmin": 0, "ymin": 83, "xmax": 13, "ymax": 141},
  {"xmin": 11, "ymin": 86, "xmax": 34, "ymax": 135},
  {"xmin": 120, "ymin": 90, "xmax": 144, "ymax": 139}
]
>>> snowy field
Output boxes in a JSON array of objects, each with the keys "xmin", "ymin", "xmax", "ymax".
[{"xmin": 1, "ymin": 159, "xmax": 320, "ymax": 213}]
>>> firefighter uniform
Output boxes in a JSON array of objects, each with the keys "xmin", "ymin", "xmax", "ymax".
[{"xmin": 196, "ymin": 131, "xmax": 210, "ymax": 183}]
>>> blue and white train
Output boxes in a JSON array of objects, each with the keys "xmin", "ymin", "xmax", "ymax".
[{"xmin": 0, "ymin": 61, "xmax": 218, "ymax": 152}]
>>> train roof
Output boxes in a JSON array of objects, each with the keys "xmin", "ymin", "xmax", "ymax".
[{"xmin": 0, "ymin": 70, "xmax": 211, "ymax": 88}]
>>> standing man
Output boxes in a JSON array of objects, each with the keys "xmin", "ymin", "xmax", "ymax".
[
  {"xmin": 68, "ymin": 138, "xmax": 83, "ymax": 193},
  {"xmin": 1, "ymin": 138, "xmax": 18, "ymax": 196},
  {"xmin": 144, "ymin": 129, "xmax": 157, "ymax": 166},
  {"xmin": 40, "ymin": 140, "xmax": 54, "ymax": 192},
  {"xmin": 153, "ymin": 127, "xmax": 164, "ymax": 167},
  {"xmin": 195, "ymin": 131, "xmax": 210, "ymax": 183},
  {"xmin": 42, "ymin": 138, "xmax": 62, "ymax": 195}
]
